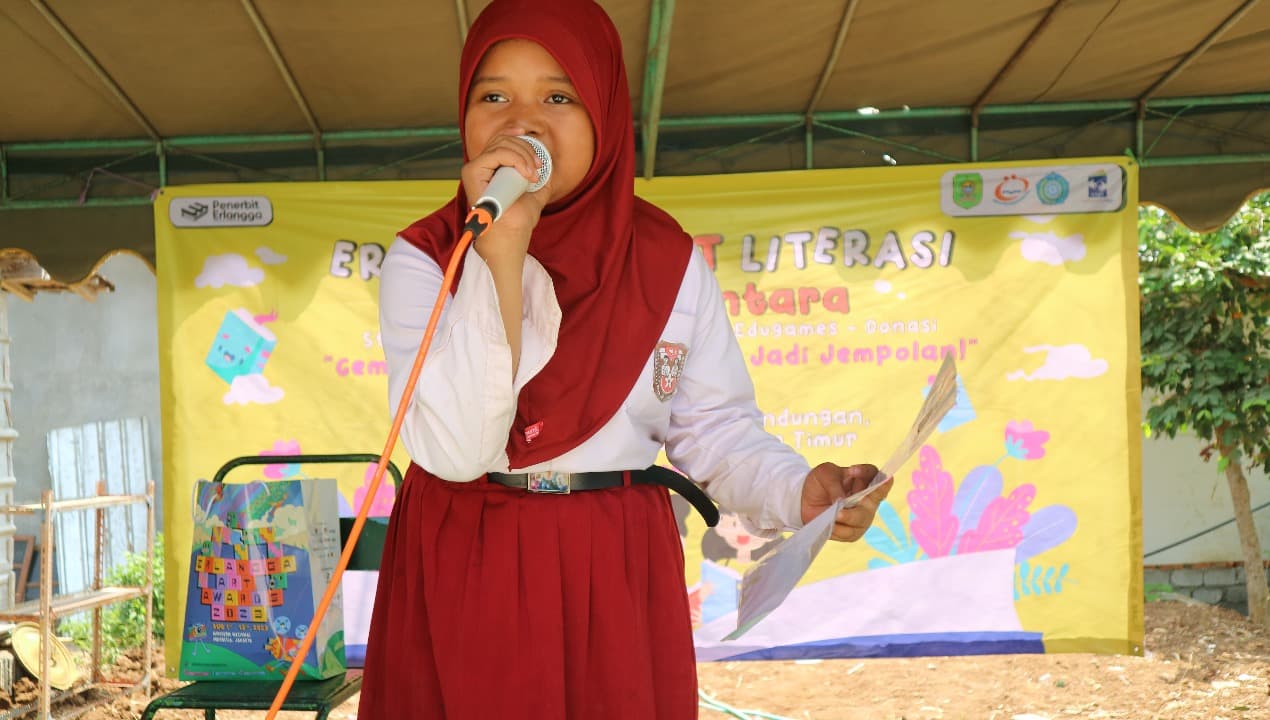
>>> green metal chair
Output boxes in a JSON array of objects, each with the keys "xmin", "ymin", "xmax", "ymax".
[{"xmin": 140, "ymin": 453, "xmax": 401, "ymax": 720}]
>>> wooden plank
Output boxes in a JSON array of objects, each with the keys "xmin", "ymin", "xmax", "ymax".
[
  {"xmin": 0, "ymin": 493, "xmax": 148, "ymax": 514},
  {"xmin": 0, "ymin": 586, "xmax": 144, "ymax": 622}
]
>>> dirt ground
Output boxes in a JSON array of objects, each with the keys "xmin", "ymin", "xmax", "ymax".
[{"xmin": 4, "ymin": 600, "xmax": 1267, "ymax": 720}]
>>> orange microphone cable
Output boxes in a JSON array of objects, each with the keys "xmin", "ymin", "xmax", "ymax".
[{"xmin": 265, "ymin": 205, "xmax": 494, "ymax": 719}]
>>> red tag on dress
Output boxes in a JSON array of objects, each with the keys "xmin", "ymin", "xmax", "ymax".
[{"xmin": 524, "ymin": 421, "xmax": 544, "ymax": 443}]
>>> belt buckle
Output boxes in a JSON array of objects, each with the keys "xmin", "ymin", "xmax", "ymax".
[{"xmin": 526, "ymin": 471, "xmax": 571, "ymax": 494}]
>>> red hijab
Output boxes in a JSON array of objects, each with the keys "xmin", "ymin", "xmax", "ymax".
[{"xmin": 400, "ymin": 0, "xmax": 693, "ymax": 468}]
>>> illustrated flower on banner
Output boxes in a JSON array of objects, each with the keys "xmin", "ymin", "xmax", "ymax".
[
  {"xmin": 260, "ymin": 439, "xmax": 302, "ymax": 479},
  {"xmin": 1003, "ymin": 420, "xmax": 1050, "ymax": 461},
  {"xmin": 869, "ymin": 443, "xmax": 1076, "ymax": 564},
  {"xmin": 866, "ymin": 441, "xmax": 1078, "ymax": 601}
]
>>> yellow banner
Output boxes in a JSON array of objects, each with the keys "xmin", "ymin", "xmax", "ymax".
[{"xmin": 157, "ymin": 158, "xmax": 1142, "ymax": 672}]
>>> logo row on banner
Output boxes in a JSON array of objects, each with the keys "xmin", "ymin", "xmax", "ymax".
[
  {"xmin": 167, "ymin": 163, "xmax": 1126, "ymax": 229},
  {"xmin": 941, "ymin": 163, "xmax": 1126, "ymax": 217}
]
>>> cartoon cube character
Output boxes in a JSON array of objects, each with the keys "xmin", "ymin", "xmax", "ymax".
[{"xmin": 205, "ymin": 309, "xmax": 277, "ymax": 384}]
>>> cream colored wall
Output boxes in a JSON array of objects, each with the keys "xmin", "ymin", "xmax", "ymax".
[
  {"xmin": 1141, "ymin": 403, "xmax": 1270, "ymax": 565},
  {"xmin": 9, "ymin": 254, "xmax": 163, "ymax": 543}
]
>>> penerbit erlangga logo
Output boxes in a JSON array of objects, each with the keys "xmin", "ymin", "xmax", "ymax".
[{"xmin": 170, "ymin": 196, "xmax": 274, "ymax": 228}]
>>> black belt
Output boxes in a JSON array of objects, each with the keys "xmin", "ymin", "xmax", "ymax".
[{"xmin": 486, "ymin": 465, "xmax": 719, "ymax": 527}]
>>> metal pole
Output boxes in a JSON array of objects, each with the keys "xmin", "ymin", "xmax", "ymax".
[
  {"xmin": 973, "ymin": 0, "xmax": 1067, "ymax": 113},
  {"xmin": 1139, "ymin": 0, "xmax": 1262, "ymax": 102},
  {"xmin": 814, "ymin": 121, "xmax": 963, "ymax": 162},
  {"xmin": 804, "ymin": 0, "xmax": 862, "ymax": 116},
  {"xmin": 661, "ymin": 113, "xmax": 803, "ymax": 129},
  {"xmin": 143, "ymin": 481, "xmax": 154, "ymax": 700},
  {"xmin": 0, "ymin": 147, "xmax": 7, "ymax": 206},
  {"xmin": 640, "ymin": 0, "xmax": 676, "ymax": 179},
  {"xmin": 805, "ymin": 117, "xmax": 814, "ymax": 170},
  {"xmin": 1140, "ymin": 152, "xmax": 1270, "ymax": 167},
  {"xmin": 983, "ymin": 108, "xmax": 1134, "ymax": 163},
  {"xmin": 0, "ymin": 92, "xmax": 1264, "ymax": 157},
  {"xmin": 157, "ymin": 142, "xmax": 167, "ymax": 188},
  {"xmin": 1143, "ymin": 106, "xmax": 1193, "ymax": 160},
  {"xmin": 39, "ymin": 489, "xmax": 52, "ymax": 720},
  {"xmin": 168, "ymin": 148, "xmax": 296, "ymax": 183},
  {"xmin": 163, "ymin": 133, "xmax": 313, "ymax": 149},
  {"xmin": 1143, "ymin": 102, "xmax": 1153, "ymax": 160},
  {"xmin": 240, "ymin": 0, "xmax": 322, "ymax": 138},
  {"xmin": 325, "ymin": 127, "xmax": 460, "ymax": 143},
  {"xmin": 0, "ymin": 197, "xmax": 153, "ymax": 211},
  {"xmin": 28, "ymin": 0, "xmax": 160, "ymax": 139},
  {"xmin": 684, "ymin": 123, "xmax": 802, "ymax": 164},
  {"xmin": 350, "ymin": 139, "xmax": 463, "ymax": 180},
  {"xmin": 5, "ymin": 138, "xmax": 155, "ymax": 153},
  {"xmin": 1150, "ymin": 92, "xmax": 1270, "ymax": 109},
  {"xmin": 93, "ymin": 482, "xmax": 105, "ymax": 684},
  {"xmin": 453, "ymin": 0, "xmax": 469, "ymax": 43}
]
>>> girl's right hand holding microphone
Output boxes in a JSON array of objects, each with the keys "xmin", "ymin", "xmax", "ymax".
[{"xmin": 461, "ymin": 133, "xmax": 549, "ymax": 262}]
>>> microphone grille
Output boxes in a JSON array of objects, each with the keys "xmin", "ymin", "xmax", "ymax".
[{"xmin": 519, "ymin": 135, "xmax": 552, "ymax": 192}]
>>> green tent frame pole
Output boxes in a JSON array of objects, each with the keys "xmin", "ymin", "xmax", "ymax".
[
  {"xmin": 1143, "ymin": 107, "xmax": 1153, "ymax": 160},
  {"xmin": 350, "ymin": 139, "xmax": 463, "ymax": 181},
  {"xmin": 682, "ymin": 123, "xmax": 803, "ymax": 166},
  {"xmin": 1143, "ymin": 106, "xmax": 1192, "ymax": 159},
  {"xmin": 157, "ymin": 142, "xmax": 167, "ymax": 188},
  {"xmin": 1140, "ymin": 152, "xmax": 1270, "ymax": 167},
  {"xmin": 3, "ymin": 152, "xmax": 1269, "ymax": 210},
  {"xmin": 325, "ymin": 128, "xmax": 460, "ymax": 143},
  {"xmin": 813, "ymin": 121, "xmax": 962, "ymax": 163},
  {"xmin": 983, "ymin": 108, "xmax": 1135, "ymax": 163},
  {"xmin": 2, "ymin": 127, "xmax": 462, "ymax": 154},
  {"xmin": 1, "ymin": 92, "xmax": 1266, "ymax": 210},
  {"xmin": 4, "ymin": 92, "xmax": 1266, "ymax": 155},
  {"xmin": 7, "ymin": 147, "xmax": 153, "ymax": 203},
  {"xmin": 170, "ymin": 147, "xmax": 296, "ymax": 182},
  {"xmin": 640, "ymin": 0, "xmax": 675, "ymax": 179},
  {"xmin": 805, "ymin": 118, "xmax": 814, "ymax": 170},
  {"xmin": 2, "ymin": 197, "xmax": 153, "ymax": 210}
]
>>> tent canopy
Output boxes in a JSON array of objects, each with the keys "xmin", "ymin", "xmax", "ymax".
[{"xmin": 3, "ymin": 0, "xmax": 1269, "ymax": 287}]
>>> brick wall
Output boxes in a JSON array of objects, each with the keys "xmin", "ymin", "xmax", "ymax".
[{"xmin": 1146, "ymin": 561, "xmax": 1270, "ymax": 614}]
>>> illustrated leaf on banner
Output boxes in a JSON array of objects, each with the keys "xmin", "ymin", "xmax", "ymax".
[
  {"xmin": 952, "ymin": 465, "xmax": 1004, "ymax": 537},
  {"xmin": 907, "ymin": 446, "xmax": 958, "ymax": 558},
  {"xmin": 1016, "ymin": 505, "xmax": 1078, "ymax": 562},
  {"xmin": 957, "ymin": 484, "xmax": 1036, "ymax": 554},
  {"xmin": 1015, "ymin": 561, "xmax": 1071, "ymax": 600},
  {"xmin": 865, "ymin": 501, "xmax": 922, "ymax": 568}
]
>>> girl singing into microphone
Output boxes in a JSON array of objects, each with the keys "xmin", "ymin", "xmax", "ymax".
[{"xmin": 360, "ymin": 1, "xmax": 889, "ymax": 717}]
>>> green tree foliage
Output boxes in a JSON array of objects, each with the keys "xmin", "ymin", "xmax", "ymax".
[
  {"xmin": 1138, "ymin": 196, "xmax": 1269, "ymax": 474},
  {"xmin": 61, "ymin": 534, "xmax": 165, "ymax": 664},
  {"xmin": 1139, "ymin": 194, "xmax": 1269, "ymax": 624}
]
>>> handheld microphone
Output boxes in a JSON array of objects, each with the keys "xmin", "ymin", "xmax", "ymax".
[{"xmin": 473, "ymin": 135, "xmax": 553, "ymax": 220}]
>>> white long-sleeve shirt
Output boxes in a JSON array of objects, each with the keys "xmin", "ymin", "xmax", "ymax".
[{"xmin": 379, "ymin": 237, "xmax": 811, "ymax": 532}]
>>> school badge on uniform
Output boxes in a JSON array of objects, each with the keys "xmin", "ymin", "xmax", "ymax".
[{"xmin": 653, "ymin": 341, "xmax": 688, "ymax": 401}]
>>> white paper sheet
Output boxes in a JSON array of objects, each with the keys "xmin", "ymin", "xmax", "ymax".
[{"xmin": 724, "ymin": 354, "xmax": 960, "ymax": 640}]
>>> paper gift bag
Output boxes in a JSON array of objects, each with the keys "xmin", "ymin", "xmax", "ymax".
[{"xmin": 179, "ymin": 478, "xmax": 345, "ymax": 680}]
